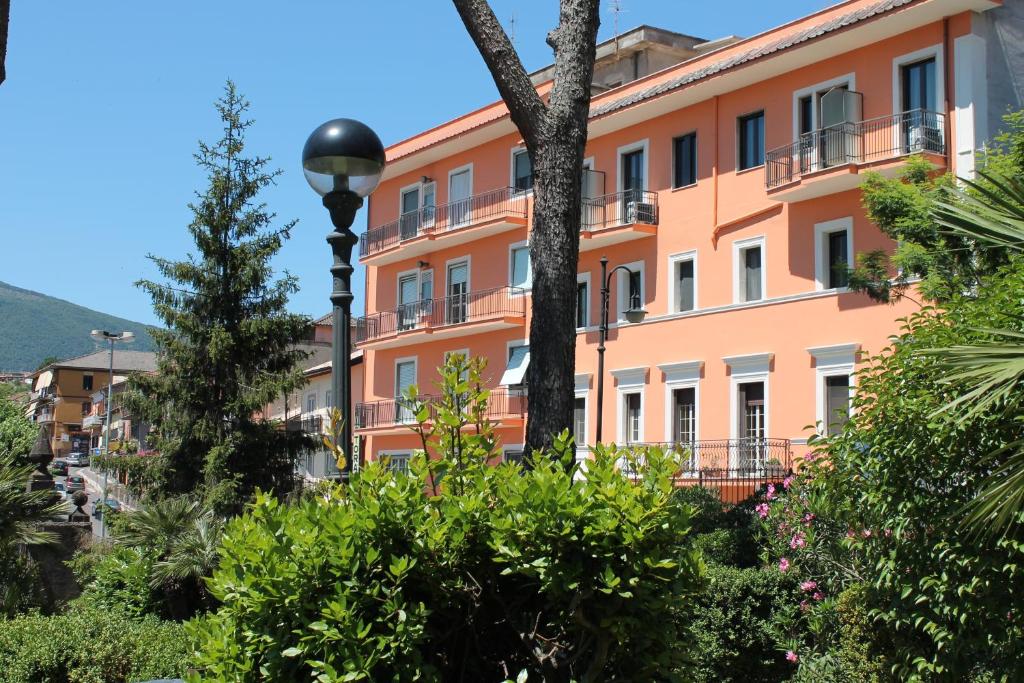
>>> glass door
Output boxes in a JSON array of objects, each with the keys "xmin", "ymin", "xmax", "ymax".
[
  {"xmin": 737, "ymin": 382, "xmax": 766, "ymax": 473},
  {"xmin": 446, "ymin": 262, "xmax": 468, "ymax": 324},
  {"xmin": 395, "ymin": 361, "xmax": 416, "ymax": 422},
  {"xmin": 901, "ymin": 58, "xmax": 937, "ymax": 152},
  {"xmin": 673, "ymin": 387, "xmax": 696, "ymax": 471},
  {"xmin": 400, "ymin": 187, "xmax": 420, "ymax": 240},
  {"xmin": 449, "ymin": 169, "xmax": 472, "ymax": 229},
  {"xmin": 621, "ymin": 149, "xmax": 644, "ymax": 223},
  {"xmin": 398, "ymin": 274, "xmax": 418, "ymax": 330}
]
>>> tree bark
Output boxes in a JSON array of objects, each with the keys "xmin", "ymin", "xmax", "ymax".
[
  {"xmin": 452, "ymin": 0, "xmax": 600, "ymax": 456},
  {"xmin": 0, "ymin": 0, "xmax": 10, "ymax": 86}
]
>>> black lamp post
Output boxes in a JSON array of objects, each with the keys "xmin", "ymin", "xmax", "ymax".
[
  {"xmin": 595, "ymin": 255, "xmax": 647, "ymax": 444},
  {"xmin": 302, "ymin": 118, "xmax": 385, "ymax": 478}
]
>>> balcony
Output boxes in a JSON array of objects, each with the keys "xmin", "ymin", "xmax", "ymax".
[
  {"xmin": 579, "ymin": 189, "xmax": 659, "ymax": 252},
  {"xmin": 623, "ymin": 438, "xmax": 793, "ymax": 504},
  {"xmin": 765, "ymin": 110, "xmax": 946, "ymax": 202},
  {"xmin": 355, "ymin": 387, "xmax": 527, "ymax": 433},
  {"xmin": 285, "ymin": 415, "xmax": 324, "ymax": 434},
  {"xmin": 359, "ymin": 187, "xmax": 528, "ymax": 265},
  {"xmin": 82, "ymin": 414, "xmax": 105, "ymax": 429},
  {"xmin": 355, "ymin": 286, "xmax": 526, "ymax": 350}
]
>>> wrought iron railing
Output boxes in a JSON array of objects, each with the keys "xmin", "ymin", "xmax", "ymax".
[
  {"xmin": 581, "ymin": 189, "xmax": 659, "ymax": 231},
  {"xmin": 618, "ymin": 438, "xmax": 792, "ymax": 504},
  {"xmin": 355, "ymin": 387, "xmax": 528, "ymax": 430},
  {"xmin": 360, "ymin": 187, "xmax": 528, "ymax": 258},
  {"xmin": 766, "ymin": 109, "xmax": 946, "ymax": 189},
  {"xmin": 285, "ymin": 415, "xmax": 323, "ymax": 434},
  {"xmin": 354, "ymin": 285, "xmax": 526, "ymax": 344}
]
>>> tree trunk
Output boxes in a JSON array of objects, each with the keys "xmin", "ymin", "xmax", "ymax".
[
  {"xmin": 1, "ymin": 0, "xmax": 10, "ymax": 86},
  {"xmin": 452, "ymin": 0, "xmax": 600, "ymax": 456}
]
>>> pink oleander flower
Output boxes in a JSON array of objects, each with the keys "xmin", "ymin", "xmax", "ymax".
[
  {"xmin": 845, "ymin": 530, "xmax": 856, "ymax": 539},
  {"xmin": 783, "ymin": 475, "xmax": 794, "ymax": 490},
  {"xmin": 755, "ymin": 502, "xmax": 770, "ymax": 518},
  {"xmin": 799, "ymin": 600, "xmax": 810, "ymax": 612},
  {"xmin": 789, "ymin": 533, "xmax": 806, "ymax": 549},
  {"xmin": 800, "ymin": 580, "xmax": 817, "ymax": 592},
  {"xmin": 786, "ymin": 651, "xmax": 799, "ymax": 663},
  {"xmin": 883, "ymin": 528, "xmax": 892, "ymax": 538},
  {"xmin": 862, "ymin": 529, "xmax": 872, "ymax": 538},
  {"xmin": 778, "ymin": 557, "xmax": 790, "ymax": 573},
  {"xmin": 802, "ymin": 512, "xmax": 816, "ymax": 525},
  {"xmin": 813, "ymin": 591, "xmax": 824, "ymax": 601}
]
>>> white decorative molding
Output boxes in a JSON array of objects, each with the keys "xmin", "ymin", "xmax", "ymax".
[
  {"xmin": 657, "ymin": 360, "xmax": 704, "ymax": 384},
  {"xmin": 574, "ymin": 373, "xmax": 592, "ymax": 393},
  {"xmin": 807, "ymin": 343, "xmax": 860, "ymax": 369},
  {"xmin": 722, "ymin": 352, "xmax": 773, "ymax": 377},
  {"xmin": 610, "ymin": 366, "xmax": 648, "ymax": 388}
]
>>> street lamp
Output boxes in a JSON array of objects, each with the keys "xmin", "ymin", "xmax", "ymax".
[
  {"xmin": 90, "ymin": 329, "xmax": 134, "ymax": 538},
  {"xmin": 594, "ymin": 256, "xmax": 647, "ymax": 444},
  {"xmin": 302, "ymin": 118, "xmax": 385, "ymax": 478}
]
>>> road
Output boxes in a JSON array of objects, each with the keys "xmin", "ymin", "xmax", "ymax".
[{"xmin": 52, "ymin": 464, "xmax": 108, "ymax": 537}]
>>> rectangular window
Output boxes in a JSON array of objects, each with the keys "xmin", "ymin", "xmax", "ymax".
[
  {"xmin": 901, "ymin": 57, "xmax": 939, "ymax": 153},
  {"xmin": 573, "ymin": 396, "xmax": 586, "ymax": 447},
  {"xmin": 81, "ymin": 401, "xmax": 91, "ymax": 416},
  {"xmin": 512, "ymin": 149, "xmax": 533, "ymax": 192},
  {"xmin": 398, "ymin": 273, "xmax": 419, "ymax": 330},
  {"xmin": 798, "ymin": 95, "xmax": 813, "ymax": 135},
  {"xmin": 628, "ymin": 270, "xmax": 642, "ymax": 310},
  {"xmin": 624, "ymin": 392, "xmax": 641, "ymax": 444},
  {"xmin": 672, "ymin": 132, "xmax": 697, "ymax": 188},
  {"xmin": 576, "ymin": 280, "xmax": 589, "ymax": 328},
  {"xmin": 510, "ymin": 245, "xmax": 530, "ymax": 289},
  {"xmin": 400, "ymin": 186, "xmax": 420, "ymax": 239},
  {"xmin": 739, "ymin": 245, "xmax": 763, "ymax": 302},
  {"xmin": 902, "ymin": 58, "xmax": 936, "ymax": 112},
  {"xmin": 738, "ymin": 111, "xmax": 765, "ymax": 170},
  {"xmin": 305, "ymin": 393, "xmax": 317, "ymax": 414},
  {"xmin": 395, "ymin": 360, "xmax": 416, "ymax": 422},
  {"xmin": 503, "ymin": 449, "xmax": 525, "ymax": 465},
  {"xmin": 827, "ymin": 229, "xmax": 849, "ymax": 289},
  {"xmin": 825, "ymin": 375, "xmax": 851, "ymax": 436},
  {"xmin": 737, "ymin": 381, "xmax": 766, "ymax": 470},
  {"xmin": 82, "ymin": 375, "xmax": 93, "ymax": 391},
  {"xmin": 387, "ymin": 453, "xmax": 411, "ymax": 475},
  {"xmin": 676, "ymin": 258, "xmax": 695, "ymax": 312},
  {"xmin": 325, "ymin": 390, "xmax": 333, "ymax": 410},
  {"xmin": 672, "ymin": 387, "xmax": 696, "ymax": 445}
]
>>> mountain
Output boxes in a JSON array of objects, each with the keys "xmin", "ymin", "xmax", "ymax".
[{"xmin": 0, "ymin": 281, "xmax": 157, "ymax": 371}]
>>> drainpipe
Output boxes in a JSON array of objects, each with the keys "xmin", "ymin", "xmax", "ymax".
[
  {"xmin": 943, "ymin": 17, "xmax": 952, "ymax": 157},
  {"xmin": 712, "ymin": 95, "xmax": 720, "ymax": 236}
]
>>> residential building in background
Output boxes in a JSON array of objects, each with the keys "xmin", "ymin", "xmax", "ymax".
[
  {"xmin": 25, "ymin": 350, "xmax": 157, "ymax": 457},
  {"xmin": 350, "ymin": 0, "xmax": 1023, "ymax": 495},
  {"xmin": 82, "ymin": 378, "xmax": 154, "ymax": 454}
]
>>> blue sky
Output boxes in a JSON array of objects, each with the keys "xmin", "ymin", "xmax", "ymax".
[{"xmin": 0, "ymin": 0, "xmax": 826, "ymax": 326}]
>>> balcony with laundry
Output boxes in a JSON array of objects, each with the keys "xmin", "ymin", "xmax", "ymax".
[{"xmin": 765, "ymin": 80, "xmax": 946, "ymax": 202}]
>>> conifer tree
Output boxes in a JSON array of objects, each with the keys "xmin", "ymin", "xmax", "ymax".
[{"xmin": 126, "ymin": 81, "xmax": 310, "ymax": 512}]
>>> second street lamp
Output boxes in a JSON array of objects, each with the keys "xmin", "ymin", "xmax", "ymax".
[
  {"xmin": 89, "ymin": 329, "xmax": 134, "ymax": 538},
  {"xmin": 302, "ymin": 118, "xmax": 385, "ymax": 479},
  {"xmin": 594, "ymin": 256, "xmax": 647, "ymax": 445}
]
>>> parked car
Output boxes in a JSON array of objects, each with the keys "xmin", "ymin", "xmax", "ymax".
[
  {"xmin": 91, "ymin": 498, "xmax": 121, "ymax": 519},
  {"xmin": 49, "ymin": 459, "xmax": 69, "ymax": 476},
  {"xmin": 65, "ymin": 475, "xmax": 86, "ymax": 493},
  {"xmin": 52, "ymin": 481, "xmax": 68, "ymax": 499},
  {"xmin": 65, "ymin": 452, "xmax": 89, "ymax": 467}
]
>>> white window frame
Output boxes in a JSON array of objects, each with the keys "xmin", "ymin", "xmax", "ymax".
[
  {"xmin": 378, "ymin": 449, "xmax": 412, "ymax": 474},
  {"xmin": 658, "ymin": 361, "xmax": 703, "ymax": 445},
  {"xmin": 394, "ymin": 356, "xmax": 418, "ymax": 405},
  {"xmin": 733, "ymin": 236, "xmax": 766, "ymax": 304},
  {"xmin": 670, "ymin": 130, "xmax": 698, "ymax": 189},
  {"xmin": 502, "ymin": 444, "xmax": 526, "ymax": 464},
  {"xmin": 723, "ymin": 353, "xmax": 773, "ymax": 445},
  {"xmin": 445, "ymin": 255, "xmax": 472, "ymax": 297},
  {"xmin": 615, "ymin": 259, "xmax": 645, "ymax": 322},
  {"xmin": 891, "ymin": 44, "xmax": 946, "ymax": 151},
  {"xmin": 808, "ymin": 343, "xmax": 859, "ymax": 433},
  {"xmin": 508, "ymin": 240, "xmax": 531, "ymax": 291},
  {"xmin": 446, "ymin": 163, "xmax": 474, "ymax": 229},
  {"xmin": 737, "ymin": 110, "xmax": 766, "ymax": 171},
  {"xmin": 503, "ymin": 338, "xmax": 530, "ymax": 392},
  {"xmin": 399, "ymin": 181, "xmax": 422, "ymax": 215},
  {"xmin": 576, "ymin": 272, "xmax": 592, "ymax": 329},
  {"xmin": 615, "ymin": 139, "xmax": 650, "ymax": 194},
  {"xmin": 305, "ymin": 392, "xmax": 317, "ymax": 414},
  {"xmin": 611, "ymin": 367, "xmax": 648, "ymax": 445},
  {"xmin": 509, "ymin": 146, "xmax": 533, "ymax": 195},
  {"xmin": 791, "ymin": 73, "xmax": 857, "ymax": 141},
  {"xmin": 667, "ymin": 250, "xmax": 698, "ymax": 313},
  {"xmin": 813, "ymin": 217, "xmax": 854, "ymax": 291},
  {"xmin": 573, "ymin": 372, "xmax": 591, "ymax": 455},
  {"xmin": 396, "ymin": 267, "xmax": 422, "ymax": 304}
]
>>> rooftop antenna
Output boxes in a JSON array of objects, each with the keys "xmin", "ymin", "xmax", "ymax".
[
  {"xmin": 609, "ymin": 0, "xmax": 623, "ymax": 52},
  {"xmin": 508, "ymin": 11, "xmax": 517, "ymax": 47}
]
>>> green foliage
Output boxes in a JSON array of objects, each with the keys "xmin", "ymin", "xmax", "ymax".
[
  {"xmin": 188, "ymin": 354, "xmax": 704, "ymax": 682},
  {"xmin": 0, "ymin": 547, "xmax": 46, "ymax": 618},
  {"xmin": 91, "ymin": 452, "xmax": 163, "ymax": 499},
  {"xmin": 809, "ymin": 263, "xmax": 1024, "ymax": 678},
  {"xmin": 71, "ymin": 544, "xmax": 164, "ymax": 618},
  {"xmin": 0, "ymin": 395, "xmax": 35, "ymax": 461},
  {"xmin": 0, "ymin": 280, "xmax": 157, "ymax": 372},
  {"xmin": 124, "ymin": 81, "xmax": 311, "ymax": 513},
  {"xmin": 682, "ymin": 564, "xmax": 800, "ymax": 683},
  {"xmin": 0, "ymin": 601, "xmax": 189, "ymax": 683}
]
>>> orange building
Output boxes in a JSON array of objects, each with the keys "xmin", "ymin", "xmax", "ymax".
[{"xmin": 352, "ymin": 0, "xmax": 1020, "ymax": 482}]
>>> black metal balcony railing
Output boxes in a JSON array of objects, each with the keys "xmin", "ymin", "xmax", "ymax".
[
  {"xmin": 355, "ymin": 388, "xmax": 528, "ymax": 430},
  {"xmin": 620, "ymin": 438, "xmax": 792, "ymax": 504},
  {"xmin": 766, "ymin": 109, "xmax": 946, "ymax": 189},
  {"xmin": 354, "ymin": 286, "xmax": 526, "ymax": 345},
  {"xmin": 581, "ymin": 189, "xmax": 659, "ymax": 231},
  {"xmin": 360, "ymin": 187, "xmax": 528, "ymax": 258},
  {"xmin": 285, "ymin": 415, "xmax": 323, "ymax": 434}
]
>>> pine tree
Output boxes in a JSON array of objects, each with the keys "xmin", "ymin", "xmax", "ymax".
[{"xmin": 126, "ymin": 81, "xmax": 310, "ymax": 512}]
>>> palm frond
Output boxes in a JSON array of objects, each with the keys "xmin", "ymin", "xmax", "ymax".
[
  {"xmin": 959, "ymin": 440, "xmax": 1024, "ymax": 536},
  {"xmin": 925, "ymin": 328, "xmax": 1024, "ymax": 419},
  {"xmin": 933, "ymin": 171, "xmax": 1024, "ymax": 251}
]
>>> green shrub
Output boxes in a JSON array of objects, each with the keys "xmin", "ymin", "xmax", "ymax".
[
  {"xmin": 188, "ymin": 354, "xmax": 705, "ymax": 682},
  {"xmin": 71, "ymin": 544, "xmax": 165, "ymax": 618},
  {"xmin": 0, "ymin": 600, "xmax": 189, "ymax": 682},
  {"xmin": 682, "ymin": 565, "xmax": 800, "ymax": 683},
  {"xmin": 693, "ymin": 529, "xmax": 745, "ymax": 567},
  {"xmin": 0, "ymin": 547, "xmax": 46, "ymax": 617}
]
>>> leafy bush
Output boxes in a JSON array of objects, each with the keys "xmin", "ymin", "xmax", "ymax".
[
  {"xmin": 70, "ymin": 544, "xmax": 165, "ymax": 618},
  {"xmin": 188, "ymin": 354, "xmax": 705, "ymax": 682},
  {"xmin": 672, "ymin": 486, "xmax": 759, "ymax": 568},
  {"xmin": 0, "ymin": 600, "xmax": 189, "ymax": 682},
  {"xmin": 682, "ymin": 564, "xmax": 800, "ymax": 683}
]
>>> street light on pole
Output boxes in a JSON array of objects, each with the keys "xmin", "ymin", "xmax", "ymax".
[
  {"xmin": 594, "ymin": 256, "xmax": 647, "ymax": 445},
  {"xmin": 302, "ymin": 118, "xmax": 385, "ymax": 479},
  {"xmin": 90, "ymin": 329, "xmax": 134, "ymax": 538}
]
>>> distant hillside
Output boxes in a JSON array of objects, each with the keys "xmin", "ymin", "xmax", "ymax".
[{"xmin": 0, "ymin": 281, "xmax": 157, "ymax": 371}]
